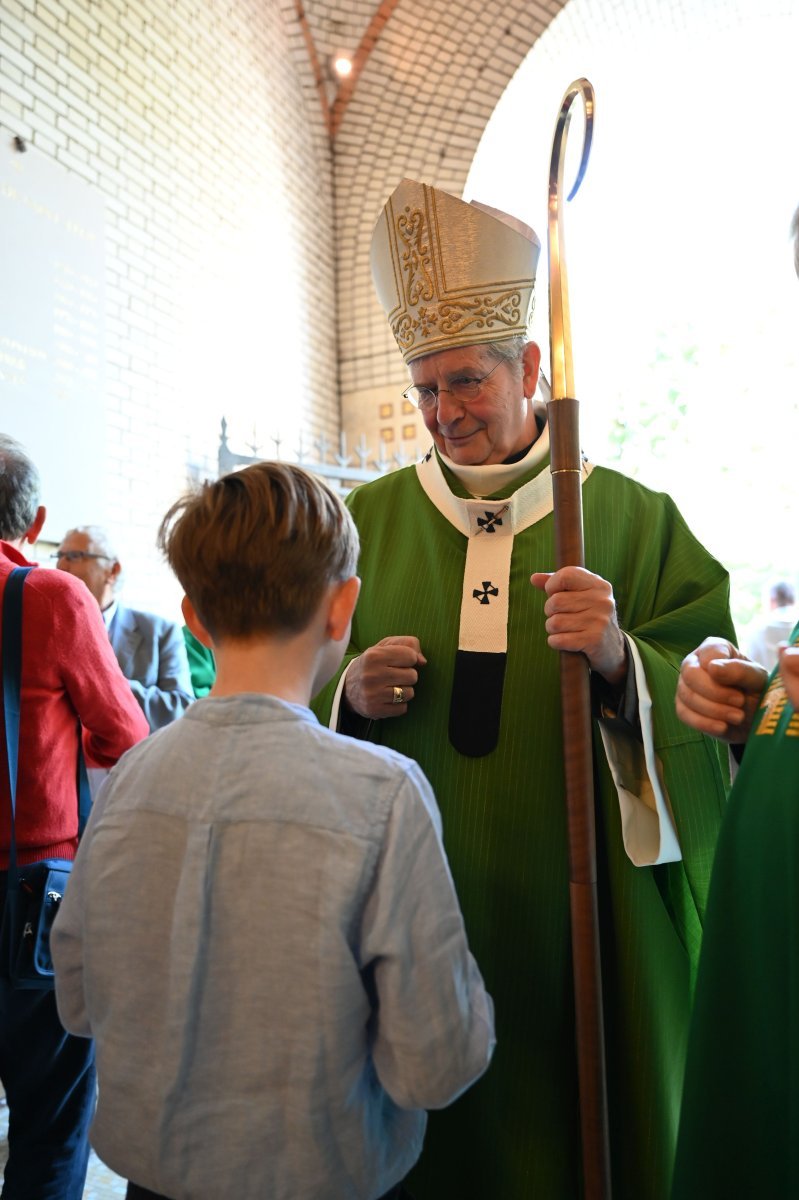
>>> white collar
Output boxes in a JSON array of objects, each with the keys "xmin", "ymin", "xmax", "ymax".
[{"xmin": 417, "ymin": 424, "xmax": 582, "ymax": 538}]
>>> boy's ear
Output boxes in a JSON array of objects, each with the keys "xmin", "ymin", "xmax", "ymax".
[
  {"xmin": 182, "ymin": 595, "xmax": 214, "ymax": 648},
  {"xmin": 326, "ymin": 576, "xmax": 360, "ymax": 642}
]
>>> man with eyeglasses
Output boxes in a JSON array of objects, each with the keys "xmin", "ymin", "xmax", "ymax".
[
  {"xmin": 54, "ymin": 527, "xmax": 193, "ymax": 733},
  {"xmin": 313, "ymin": 180, "xmax": 735, "ymax": 1199},
  {"xmin": 0, "ymin": 435, "xmax": 148, "ymax": 1198}
]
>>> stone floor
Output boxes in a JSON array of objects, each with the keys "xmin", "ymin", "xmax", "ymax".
[{"xmin": 0, "ymin": 1095, "xmax": 128, "ymax": 1197}]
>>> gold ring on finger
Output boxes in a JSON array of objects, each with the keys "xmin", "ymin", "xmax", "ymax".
[{"xmin": 392, "ymin": 686, "xmax": 405, "ymax": 705}]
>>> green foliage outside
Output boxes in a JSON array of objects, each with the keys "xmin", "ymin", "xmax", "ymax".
[{"xmin": 586, "ymin": 324, "xmax": 798, "ymax": 649}]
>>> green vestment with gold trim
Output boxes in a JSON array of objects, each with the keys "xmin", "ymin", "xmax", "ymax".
[
  {"xmin": 672, "ymin": 625, "xmax": 799, "ymax": 1199},
  {"xmin": 314, "ymin": 453, "xmax": 734, "ymax": 1199}
]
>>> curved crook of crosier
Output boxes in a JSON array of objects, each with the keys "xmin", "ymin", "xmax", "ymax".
[{"xmin": 548, "ymin": 78, "xmax": 595, "ymax": 402}]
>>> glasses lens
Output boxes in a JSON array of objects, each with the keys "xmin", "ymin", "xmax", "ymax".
[
  {"xmin": 404, "ymin": 386, "xmax": 436, "ymax": 410},
  {"xmin": 449, "ymin": 378, "xmax": 483, "ymax": 402}
]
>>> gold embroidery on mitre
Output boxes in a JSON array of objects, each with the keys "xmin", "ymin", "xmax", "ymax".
[
  {"xmin": 391, "ymin": 290, "xmax": 524, "ymax": 351},
  {"xmin": 372, "ymin": 179, "xmax": 540, "ymax": 364},
  {"xmin": 397, "ymin": 206, "xmax": 435, "ymax": 307},
  {"xmin": 439, "ymin": 291, "xmax": 523, "ymax": 333}
]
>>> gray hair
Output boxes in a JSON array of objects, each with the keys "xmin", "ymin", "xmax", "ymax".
[
  {"xmin": 0, "ymin": 435, "xmax": 41, "ymax": 540},
  {"xmin": 408, "ymin": 334, "xmax": 532, "ymax": 386},
  {"xmin": 481, "ymin": 335, "xmax": 529, "ymax": 379},
  {"xmin": 63, "ymin": 525, "xmax": 123, "ymax": 591}
]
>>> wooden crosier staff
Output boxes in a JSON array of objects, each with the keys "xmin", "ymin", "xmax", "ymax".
[{"xmin": 546, "ymin": 78, "xmax": 612, "ymax": 1199}]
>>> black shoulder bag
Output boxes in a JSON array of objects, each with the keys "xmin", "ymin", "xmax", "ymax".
[{"xmin": 1, "ymin": 565, "xmax": 90, "ymax": 989}]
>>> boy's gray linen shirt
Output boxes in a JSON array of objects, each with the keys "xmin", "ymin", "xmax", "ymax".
[{"xmin": 51, "ymin": 694, "xmax": 495, "ymax": 1200}]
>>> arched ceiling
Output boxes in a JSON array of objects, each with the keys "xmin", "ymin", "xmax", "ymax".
[{"xmin": 282, "ymin": 0, "xmax": 571, "ymax": 401}]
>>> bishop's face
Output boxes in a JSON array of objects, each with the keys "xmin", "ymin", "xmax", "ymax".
[{"xmin": 409, "ymin": 341, "xmax": 541, "ymax": 466}]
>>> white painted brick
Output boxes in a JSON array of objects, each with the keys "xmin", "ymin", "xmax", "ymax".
[
  {"xmin": 0, "ymin": 13, "xmax": 34, "ymax": 46},
  {"xmin": 54, "ymin": 143, "xmax": 97, "ymax": 182},
  {"xmin": 33, "ymin": 129, "xmax": 57, "ymax": 154},
  {"xmin": 27, "ymin": 73, "xmax": 68, "ymax": 113},
  {"xmin": 30, "ymin": 106, "xmax": 65, "ymax": 143},
  {"xmin": 86, "ymin": 30, "xmax": 126, "ymax": 72},
  {"xmin": 35, "ymin": 5, "xmax": 60, "ymax": 33},
  {"xmin": 28, "ymin": 14, "xmax": 64, "ymax": 53},
  {"xmin": 0, "ymin": 25, "xmax": 25, "ymax": 55},
  {"xmin": 0, "ymin": 59, "xmax": 24, "ymax": 86},
  {"xmin": 28, "ymin": 50, "xmax": 67, "ymax": 86},
  {"xmin": 33, "ymin": 35, "xmax": 58, "ymax": 64},
  {"xmin": 96, "ymin": 74, "xmax": 128, "ymax": 106},
  {"xmin": 97, "ymin": 143, "xmax": 117, "ymax": 168},
  {"xmin": 2, "ymin": 0, "xmax": 26, "ymax": 22},
  {"xmin": 60, "ymin": 0, "xmax": 100, "ymax": 33},
  {"xmin": 37, "ymin": 0, "xmax": 68, "ymax": 23},
  {"xmin": 0, "ymin": 73, "xmax": 32, "ymax": 105},
  {"xmin": 0, "ymin": 98, "xmax": 30, "ymax": 130},
  {"xmin": 56, "ymin": 114, "xmax": 97, "ymax": 153},
  {"xmin": 64, "ymin": 134, "xmax": 88, "ymax": 160}
]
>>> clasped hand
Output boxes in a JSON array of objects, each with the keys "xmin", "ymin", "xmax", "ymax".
[
  {"xmin": 675, "ymin": 637, "xmax": 768, "ymax": 743},
  {"xmin": 343, "ymin": 636, "xmax": 426, "ymax": 720},
  {"xmin": 530, "ymin": 566, "xmax": 627, "ymax": 685}
]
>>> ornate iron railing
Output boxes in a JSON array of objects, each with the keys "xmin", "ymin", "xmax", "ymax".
[{"xmin": 217, "ymin": 418, "xmax": 427, "ymax": 494}]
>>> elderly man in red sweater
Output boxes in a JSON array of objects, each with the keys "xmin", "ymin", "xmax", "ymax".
[{"xmin": 0, "ymin": 434, "xmax": 148, "ymax": 1200}]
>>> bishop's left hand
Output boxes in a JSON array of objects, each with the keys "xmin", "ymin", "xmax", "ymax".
[{"xmin": 531, "ymin": 566, "xmax": 627, "ymax": 686}]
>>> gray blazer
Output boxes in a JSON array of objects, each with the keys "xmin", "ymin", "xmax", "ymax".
[{"xmin": 108, "ymin": 605, "xmax": 194, "ymax": 732}]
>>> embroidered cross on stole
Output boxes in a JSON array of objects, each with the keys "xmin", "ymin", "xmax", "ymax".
[{"xmin": 415, "ymin": 433, "xmax": 593, "ymax": 756}]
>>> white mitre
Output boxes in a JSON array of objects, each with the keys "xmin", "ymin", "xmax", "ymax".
[{"xmin": 370, "ymin": 178, "xmax": 541, "ymax": 364}]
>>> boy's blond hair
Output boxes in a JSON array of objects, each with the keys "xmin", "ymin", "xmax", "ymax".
[{"xmin": 158, "ymin": 462, "xmax": 359, "ymax": 640}]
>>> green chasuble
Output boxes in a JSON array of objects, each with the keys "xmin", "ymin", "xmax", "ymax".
[
  {"xmin": 313, "ymin": 449, "xmax": 734, "ymax": 1199},
  {"xmin": 672, "ymin": 625, "xmax": 799, "ymax": 1199}
]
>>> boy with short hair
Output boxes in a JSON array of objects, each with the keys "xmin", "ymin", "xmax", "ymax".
[{"xmin": 51, "ymin": 462, "xmax": 495, "ymax": 1200}]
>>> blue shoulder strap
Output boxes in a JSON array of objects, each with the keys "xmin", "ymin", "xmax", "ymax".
[
  {"xmin": 2, "ymin": 566, "xmax": 34, "ymax": 881},
  {"xmin": 2, "ymin": 566, "xmax": 90, "ymax": 886}
]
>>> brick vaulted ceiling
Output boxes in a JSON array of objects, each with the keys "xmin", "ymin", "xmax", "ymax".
[{"xmin": 281, "ymin": 0, "xmax": 570, "ymax": 409}]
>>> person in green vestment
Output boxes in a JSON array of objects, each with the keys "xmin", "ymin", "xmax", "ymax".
[
  {"xmin": 313, "ymin": 179, "xmax": 735, "ymax": 1198},
  {"xmin": 671, "ymin": 206, "xmax": 799, "ymax": 1199},
  {"xmin": 670, "ymin": 633, "xmax": 799, "ymax": 1198}
]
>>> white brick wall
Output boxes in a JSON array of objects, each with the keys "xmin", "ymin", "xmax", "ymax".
[
  {"xmin": 1, "ymin": 0, "xmax": 336, "ymax": 616},
  {"xmin": 0, "ymin": 0, "xmax": 576, "ymax": 615}
]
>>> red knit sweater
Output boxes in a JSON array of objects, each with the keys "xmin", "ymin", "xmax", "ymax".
[{"xmin": 0, "ymin": 542, "xmax": 149, "ymax": 867}]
